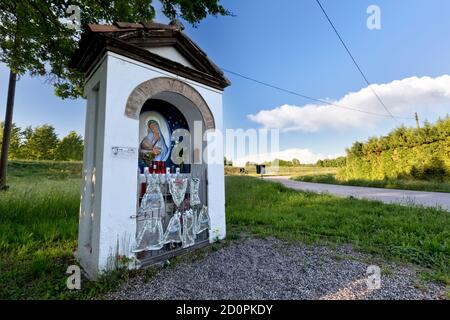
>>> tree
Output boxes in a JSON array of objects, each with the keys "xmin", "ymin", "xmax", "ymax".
[
  {"xmin": 316, "ymin": 156, "xmax": 347, "ymax": 168},
  {"xmin": 0, "ymin": 0, "xmax": 230, "ymax": 189},
  {"xmin": 22, "ymin": 125, "xmax": 33, "ymax": 142},
  {"xmin": 7, "ymin": 124, "xmax": 23, "ymax": 159},
  {"xmin": 55, "ymin": 131, "xmax": 84, "ymax": 161},
  {"xmin": 24, "ymin": 124, "xmax": 59, "ymax": 160},
  {"xmin": 160, "ymin": 0, "xmax": 231, "ymax": 26},
  {"xmin": 2, "ymin": 122, "xmax": 84, "ymax": 161},
  {"xmin": 0, "ymin": 122, "xmax": 23, "ymax": 159}
]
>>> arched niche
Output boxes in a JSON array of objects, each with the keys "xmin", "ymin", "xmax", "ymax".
[{"xmin": 125, "ymin": 77, "xmax": 215, "ymax": 130}]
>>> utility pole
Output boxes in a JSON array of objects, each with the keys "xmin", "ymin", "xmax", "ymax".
[
  {"xmin": 0, "ymin": 23, "xmax": 19, "ymax": 191},
  {"xmin": 0, "ymin": 71, "xmax": 17, "ymax": 191},
  {"xmin": 415, "ymin": 112, "xmax": 420, "ymax": 129}
]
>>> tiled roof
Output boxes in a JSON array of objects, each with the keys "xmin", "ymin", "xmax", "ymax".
[
  {"xmin": 71, "ymin": 21, "xmax": 230, "ymax": 90},
  {"xmin": 87, "ymin": 21, "xmax": 180, "ymax": 33}
]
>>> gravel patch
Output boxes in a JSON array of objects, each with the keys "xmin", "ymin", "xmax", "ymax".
[{"xmin": 105, "ymin": 238, "xmax": 447, "ymax": 300}]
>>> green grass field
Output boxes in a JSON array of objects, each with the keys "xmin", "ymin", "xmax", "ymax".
[
  {"xmin": 225, "ymin": 165, "xmax": 338, "ymax": 177},
  {"xmin": 227, "ymin": 164, "xmax": 450, "ymax": 193},
  {"xmin": 291, "ymin": 173, "xmax": 450, "ymax": 193},
  {"xmin": 0, "ymin": 161, "xmax": 449, "ymax": 299},
  {"xmin": 0, "ymin": 161, "xmax": 129, "ymax": 299},
  {"xmin": 226, "ymin": 176, "xmax": 450, "ymax": 284}
]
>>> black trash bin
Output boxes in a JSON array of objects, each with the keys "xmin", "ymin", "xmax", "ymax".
[
  {"xmin": 255, "ymin": 164, "xmax": 266, "ymax": 175},
  {"xmin": 261, "ymin": 165, "xmax": 266, "ymax": 175}
]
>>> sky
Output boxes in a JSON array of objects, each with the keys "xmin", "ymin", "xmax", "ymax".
[{"xmin": 1, "ymin": 0, "xmax": 450, "ymax": 164}]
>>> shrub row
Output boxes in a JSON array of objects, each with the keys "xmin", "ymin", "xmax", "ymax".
[{"xmin": 344, "ymin": 117, "xmax": 450, "ymax": 181}]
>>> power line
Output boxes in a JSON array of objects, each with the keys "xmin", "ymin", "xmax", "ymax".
[
  {"xmin": 222, "ymin": 68, "xmax": 414, "ymax": 120},
  {"xmin": 314, "ymin": 0, "xmax": 399, "ymax": 121}
]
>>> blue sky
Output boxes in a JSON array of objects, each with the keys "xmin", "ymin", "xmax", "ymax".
[{"xmin": 1, "ymin": 0, "xmax": 450, "ymax": 163}]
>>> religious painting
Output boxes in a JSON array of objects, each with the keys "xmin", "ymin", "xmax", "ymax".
[
  {"xmin": 138, "ymin": 99, "xmax": 190, "ymax": 173},
  {"xmin": 139, "ymin": 111, "xmax": 171, "ymax": 168}
]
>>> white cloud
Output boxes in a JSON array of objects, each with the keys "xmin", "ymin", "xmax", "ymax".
[
  {"xmin": 248, "ymin": 75, "xmax": 450, "ymax": 132},
  {"xmin": 233, "ymin": 148, "xmax": 343, "ymax": 166}
]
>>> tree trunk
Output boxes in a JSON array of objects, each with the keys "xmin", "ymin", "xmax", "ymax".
[{"xmin": 0, "ymin": 70, "xmax": 17, "ymax": 190}]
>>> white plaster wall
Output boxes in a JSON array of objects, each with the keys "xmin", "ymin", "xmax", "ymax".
[
  {"xmin": 85, "ymin": 52, "xmax": 226, "ymax": 274},
  {"xmin": 77, "ymin": 60, "xmax": 108, "ymax": 278}
]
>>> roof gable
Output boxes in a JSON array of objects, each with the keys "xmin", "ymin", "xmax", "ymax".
[
  {"xmin": 70, "ymin": 22, "xmax": 230, "ymax": 90},
  {"xmin": 146, "ymin": 46, "xmax": 196, "ymax": 70}
]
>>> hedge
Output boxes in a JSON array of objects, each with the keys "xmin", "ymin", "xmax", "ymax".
[{"xmin": 344, "ymin": 117, "xmax": 450, "ymax": 181}]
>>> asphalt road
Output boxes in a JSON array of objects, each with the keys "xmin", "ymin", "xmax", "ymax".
[{"xmin": 264, "ymin": 176, "xmax": 450, "ymax": 212}]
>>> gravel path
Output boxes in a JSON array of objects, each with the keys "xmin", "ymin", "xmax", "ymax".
[
  {"xmin": 106, "ymin": 238, "xmax": 447, "ymax": 300},
  {"xmin": 265, "ymin": 176, "xmax": 450, "ymax": 212}
]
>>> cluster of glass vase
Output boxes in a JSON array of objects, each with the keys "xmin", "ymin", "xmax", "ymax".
[
  {"xmin": 134, "ymin": 215, "xmax": 164, "ymax": 252},
  {"xmin": 133, "ymin": 175, "xmax": 165, "ymax": 252},
  {"xmin": 168, "ymin": 177, "xmax": 188, "ymax": 207},
  {"xmin": 141, "ymin": 175, "xmax": 165, "ymax": 211},
  {"xmin": 163, "ymin": 211, "xmax": 182, "ymax": 244},
  {"xmin": 196, "ymin": 205, "xmax": 210, "ymax": 234},
  {"xmin": 134, "ymin": 175, "xmax": 210, "ymax": 253},
  {"xmin": 189, "ymin": 178, "xmax": 201, "ymax": 206}
]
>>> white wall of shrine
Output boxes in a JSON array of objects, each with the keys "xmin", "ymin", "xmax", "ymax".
[{"xmin": 77, "ymin": 51, "xmax": 226, "ymax": 278}]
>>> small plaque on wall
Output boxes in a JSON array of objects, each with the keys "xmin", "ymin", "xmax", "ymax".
[{"xmin": 111, "ymin": 146, "xmax": 137, "ymax": 159}]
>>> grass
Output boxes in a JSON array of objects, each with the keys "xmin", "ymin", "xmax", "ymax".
[
  {"xmin": 225, "ymin": 165, "xmax": 338, "ymax": 177},
  {"xmin": 291, "ymin": 173, "xmax": 450, "ymax": 193},
  {"xmin": 1, "ymin": 179, "xmax": 80, "ymax": 299},
  {"xmin": 0, "ymin": 160, "xmax": 131, "ymax": 299},
  {"xmin": 226, "ymin": 176, "xmax": 450, "ymax": 284},
  {"xmin": 6, "ymin": 160, "xmax": 83, "ymax": 181},
  {"xmin": 1, "ymin": 161, "xmax": 449, "ymax": 299}
]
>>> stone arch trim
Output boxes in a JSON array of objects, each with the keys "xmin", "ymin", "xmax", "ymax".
[{"xmin": 125, "ymin": 77, "xmax": 215, "ymax": 129}]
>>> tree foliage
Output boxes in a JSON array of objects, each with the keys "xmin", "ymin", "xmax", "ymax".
[
  {"xmin": 23, "ymin": 124, "xmax": 59, "ymax": 160},
  {"xmin": 0, "ymin": 0, "xmax": 230, "ymax": 99},
  {"xmin": 0, "ymin": 122, "xmax": 22, "ymax": 159},
  {"xmin": 344, "ymin": 117, "xmax": 450, "ymax": 181},
  {"xmin": 0, "ymin": 123, "xmax": 84, "ymax": 161},
  {"xmin": 316, "ymin": 157, "xmax": 346, "ymax": 168},
  {"xmin": 160, "ymin": 0, "xmax": 231, "ymax": 26},
  {"xmin": 55, "ymin": 131, "xmax": 84, "ymax": 161},
  {"xmin": 263, "ymin": 159, "xmax": 302, "ymax": 167}
]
